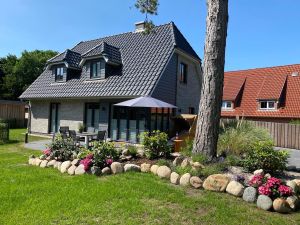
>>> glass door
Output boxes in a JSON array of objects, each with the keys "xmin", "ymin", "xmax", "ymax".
[
  {"xmin": 49, "ymin": 103, "xmax": 60, "ymax": 133},
  {"xmin": 85, "ymin": 103, "xmax": 100, "ymax": 132}
]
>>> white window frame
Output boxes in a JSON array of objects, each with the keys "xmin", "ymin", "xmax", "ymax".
[
  {"xmin": 222, "ymin": 101, "xmax": 233, "ymax": 110},
  {"xmin": 259, "ymin": 101, "xmax": 276, "ymax": 110}
]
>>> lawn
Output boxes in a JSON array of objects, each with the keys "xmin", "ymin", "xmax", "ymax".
[{"xmin": 0, "ymin": 130, "xmax": 300, "ymax": 225}]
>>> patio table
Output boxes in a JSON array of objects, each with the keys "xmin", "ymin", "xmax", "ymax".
[{"xmin": 77, "ymin": 132, "xmax": 98, "ymax": 148}]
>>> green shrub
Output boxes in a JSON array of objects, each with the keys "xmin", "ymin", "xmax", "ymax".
[
  {"xmin": 290, "ymin": 120, "xmax": 300, "ymax": 125},
  {"xmin": 77, "ymin": 148, "xmax": 93, "ymax": 159},
  {"xmin": 47, "ymin": 134, "xmax": 80, "ymax": 161},
  {"xmin": 92, "ymin": 142, "xmax": 120, "ymax": 169},
  {"xmin": 242, "ymin": 141, "xmax": 289, "ymax": 173},
  {"xmin": 141, "ymin": 130, "xmax": 171, "ymax": 159},
  {"xmin": 127, "ymin": 145, "xmax": 138, "ymax": 158},
  {"xmin": 218, "ymin": 120, "xmax": 272, "ymax": 155},
  {"xmin": 181, "ymin": 139, "xmax": 208, "ymax": 164},
  {"xmin": 156, "ymin": 159, "xmax": 171, "ymax": 167},
  {"xmin": 199, "ymin": 163, "xmax": 227, "ymax": 178},
  {"xmin": 175, "ymin": 166, "xmax": 202, "ymax": 177},
  {"xmin": 0, "ymin": 122, "xmax": 9, "ymax": 144},
  {"xmin": 224, "ymin": 154, "xmax": 242, "ymax": 167}
]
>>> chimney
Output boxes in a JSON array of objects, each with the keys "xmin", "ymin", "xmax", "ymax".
[{"xmin": 135, "ymin": 21, "xmax": 146, "ymax": 32}]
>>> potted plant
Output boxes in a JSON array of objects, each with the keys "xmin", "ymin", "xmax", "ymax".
[{"xmin": 78, "ymin": 123, "xmax": 84, "ymax": 133}]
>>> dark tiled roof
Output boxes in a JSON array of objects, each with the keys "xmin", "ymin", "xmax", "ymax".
[
  {"xmin": 20, "ymin": 22, "xmax": 200, "ymax": 99},
  {"xmin": 49, "ymin": 49, "xmax": 81, "ymax": 69}
]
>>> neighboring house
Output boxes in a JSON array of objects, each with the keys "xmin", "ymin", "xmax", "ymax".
[
  {"xmin": 20, "ymin": 22, "xmax": 202, "ymax": 142},
  {"xmin": 0, "ymin": 100, "xmax": 26, "ymax": 127},
  {"xmin": 221, "ymin": 64, "xmax": 300, "ymax": 123}
]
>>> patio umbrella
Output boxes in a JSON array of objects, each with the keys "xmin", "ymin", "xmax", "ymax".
[{"xmin": 114, "ymin": 96, "xmax": 177, "ymax": 108}]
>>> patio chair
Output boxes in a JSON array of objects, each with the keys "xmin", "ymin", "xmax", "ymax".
[
  {"xmin": 68, "ymin": 130, "xmax": 80, "ymax": 146},
  {"xmin": 92, "ymin": 130, "xmax": 106, "ymax": 142},
  {"xmin": 59, "ymin": 126, "xmax": 69, "ymax": 139}
]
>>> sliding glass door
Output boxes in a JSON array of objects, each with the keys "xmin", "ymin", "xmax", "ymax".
[
  {"xmin": 85, "ymin": 103, "xmax": 100, "ymax": 132},
  {"xmin": 49, "ymin": 103, "xmax": 60, "ymax": 133}
]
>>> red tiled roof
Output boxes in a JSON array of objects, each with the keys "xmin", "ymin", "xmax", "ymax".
[
  {"xmin": 222, "ymin": 64, "xmax": 300, "ymax": 119},
  {"xmin": 223, "ymin": 75, "xmax": 246, "ymax": 101}
]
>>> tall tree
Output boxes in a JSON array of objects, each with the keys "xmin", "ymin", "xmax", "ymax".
[
  {"xmin": 193, "ymin": 0, "xmax": 229, "ymax": 159},
  {"xmin": 135, "ymin": 0, "xmax": 159, "ymax": 34},
  {"xmin": 135, "ymin": 0, "xmax": 229, "ymax": 159}
]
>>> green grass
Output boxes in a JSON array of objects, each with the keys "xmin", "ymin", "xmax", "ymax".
[{"xmin": 0, "ymin": 130, "xmax": 300, "ymax": 224}]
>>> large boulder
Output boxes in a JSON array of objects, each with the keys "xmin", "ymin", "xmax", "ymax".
[
  {"xmin": 293, "ymin": 179, "xmax": 300, "ymax": 188},
  {"xmin": 181, "ymin": 158, "xmax": 190, "ymax": 168},
  {"xmin": 71, "ymin": 159, "xmax": 80, "ymax": 166},
  {"xmin": 226, "ymin": 181, "xmax": 245, "ymax": 197},
  {"xmin": 67, "ymin": 165, "xmax": 77, "ymax": 175},
  {"xmin": 124, "ymin": 164, "xmax": 141, "ymax": 172},
  {"xmin": 253, "ymin": 169, "xmax": 264, "ymax": 176},
  {"xmin": 141, "ymin": 163, "xmax": 151, "ymax": 173},
  {"xmin": 191, "ymin": 162, "xmax": 205, "ymax": 170},
  {"xmin": 257, "ymin": 195, "xmax": 273, "ymax": 211},
  {"xmin": 179, "ymin": 173, "xmax": 191, "ymax": 186},
  {"xmin": 286, "ymin": 180, "xmax": 299, "ymax": 194},
  {"xmin": 111, "ymin": 162, "xmax": 124, "ymax": 174},
  {"xmin": 75, "ymin": 164, "xmax": 86, "ymax": 175},
  {"xmin": 203, "ymin": 174, "xmax": 230, "ymax": 192},
  {"xmin": 28, "ymin": 158, "xmax": 35, "ymax": 165},
  {"xmin": 273, "ymin": 198, "xmax": 292, "ymax": 213},
  {"xmin": 170, "ymin": 172, "xmax": 180, "ymax": 185},
  {"xmin": 173, "ymin": 156, "xmax": 185, "ymax": 167},
  {"xmin": 47, "ymin": 160, "xmax": 56, "ymax": 167},
  {"xmin": 286, "ymin": 196, "xmax": 300, "ymax": 211},
  {"xmin": 57, "ymin": 162, "xmax": 62, "ymax": 171},
  {"xmin": 40, "ymin": 160, "xmax": 48, "ymax": 168},
  {"xmin": 157, "ymin": 166, "xmax": 172, "ymax": 179},
  {"xmin": 102, "ymin": 167, "xmax": 111, "ymax": 175},
  {"xmin": 60, "ymin": 161, "xmax": 72, "ymax": 173},
  {"xmin": 190, "ymin": 176, "xmax": 203, "ymax": 189},
  {"xmin": 91, "ymin": 166, "xmax": 102, "ymax": 176},
  {"xmin": 242, "ymin": 187, "xmax": 257, "ymax": 203},
  {"xmin": 150, "ymin": 165, "xmax": 159, "ymax": 175},
  {"xmin": 35, "ymin": 158, "xmax": 42, "ymax": 166}
]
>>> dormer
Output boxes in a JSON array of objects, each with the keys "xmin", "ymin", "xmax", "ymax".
[
  {"xmin": 80, "ymin": 42, "xmax": 122, "ymax": 80},
  {"xmin": 46, "ymin": 49, "xmax": 81, "ymax": 83}
]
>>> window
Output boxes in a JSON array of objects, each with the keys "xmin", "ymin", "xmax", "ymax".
[
  {"xmin": 188, "ymin": 107, "xmax": 195, "ymax": 114},
  {"xmin": 55, "ymin": 67, "xmax": 66, "ymax": 82},
  {"xmin": 90, "ymin": 60, "xmax": 105, "ymax": 79},
  {"xmin": 222, "ymin": 101, "xmax": 233, "ymax": 110},
  {"xmin": 179, "ymin": 63, "xmax": 187, "ymax": 84},
  {"xmin": 259, "ymin": 101, "xmax": 275, "ymax": 110}
]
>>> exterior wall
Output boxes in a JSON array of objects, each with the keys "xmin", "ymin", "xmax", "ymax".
[
  {"xmin": 59, "ymin": 100, "xmax": 85, "ymax": 131},
  {"xmin": 30, "ymin": 101, "xmax": 50, "ymax": 133},
  {"xmin": 176, "ymin": 54, "xmax": 202, "ymax": 114}
]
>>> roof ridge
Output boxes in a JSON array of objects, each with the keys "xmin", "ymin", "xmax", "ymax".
[{"xmin": 226, "ymin": 63, "xmax": 300, "ymax": 73}]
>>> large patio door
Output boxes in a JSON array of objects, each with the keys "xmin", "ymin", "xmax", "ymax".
[
  {"xmin": 49, "ymin": 103, "xmax": 60, "ymax": 133},
  {"xmin": 85, "ymin": 103, "xmax": 100, "ymax": 132}
]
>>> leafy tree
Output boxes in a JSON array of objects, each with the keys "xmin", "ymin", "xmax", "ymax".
[
  {"xmin": 136, "ymin": 0, "xmax": 229, "ymax": 159},
  {"xmin": 135, "ymin": 0, "xmax": 159, "ymax": 34},
  {"xmin": 0, "ymin": 50, "xmax": 57, "ymax": 100}
]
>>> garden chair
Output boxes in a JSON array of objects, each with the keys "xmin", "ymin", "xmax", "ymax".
[
  {"xmin": 59, "ymin": 126, "xmax": 69, "ymax": 139},
  {"xmin": 93, "ymin": 130, "xmax": 106, "ymax": 142},
  {"xmin": 68, "ymin": 130, "xmax": 80, "ymax": 146}
]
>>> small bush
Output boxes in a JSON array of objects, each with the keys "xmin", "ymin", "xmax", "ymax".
[
  {"xmin": 157, "ymin": 159, "xmax": 171, "ymax": 167},
  {"xmin": 141, "ymin": 130, "xmax": 171, "ymax": 159},
  {"xmin": 199, "ymin": 163, "xmax": 227, "ymax": 178},
  {"xmin": 224, "ymin": 154, "xmax": 242, "ymax": 167},
  {"xmin": 242, "ymin": 141, "xmax": 289, "ymax": 173},
  {"xmin": 175, "ymin": 166, "xmax": 202, "ymax": 177},
  {"xmin": 91, "ymin": 142, "xmax": 120, "ymax": 169},
  {"xmin": 218, "ymin": 120, "xmax": 272, "ymax": 155},
  {"xmin": 127, "ymin": 145, "xmax": 138, "ymax": 158},
  {"xmin": 181, "ymin": 139, "xmax": 208, "ymax": 164},
  {"xmin": 77, "ymin": 148, "xmax": 93, "ymax": 159}
]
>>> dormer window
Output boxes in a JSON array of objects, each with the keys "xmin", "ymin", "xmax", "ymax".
[
  {"xmin": 90, "ymin": 59, "xmax": 105, "ymax": 79},
  {"xmin": 55, "ymin": 67, "xmax": 66, "ymax": 82},
  {"xmin": 222, "ymin": 101, "xmax": 233, "ymax": 110},
  {"xmin": 259, "ymin": 101, "xmax": 275, "ymax": 110}
]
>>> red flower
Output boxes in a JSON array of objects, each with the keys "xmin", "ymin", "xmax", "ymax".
[
  {"xmin": 80, "ymin": 155, "xmax": 94, "ymax": 171},
  {"xmin": 106, "ymin": 158, "xmax": 113, "ymax": 165},
  {"xmin": 249, "ymin": 175, "xmax": 264, "ymax": 187},
  {"xmin": 42, "ymin": 149, "xmax": 51, "ymax": 156},
  {"xmin": 278, "ymin": 185, "xmax": 293, "ymax": 196},
  {"xmin": 258, "ymin": 185, "xmax": 272, "ymax": 196}
]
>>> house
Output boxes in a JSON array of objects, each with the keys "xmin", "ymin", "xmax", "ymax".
[
  {"xmin": 0, "ymin": 100, "xmax": 26, "ymax": 127},
  {"xmin": 221, "ymin": 64, "xmax": 300, "ymax": 123},
  {"xmin": 20, "ymin": 22, "xmax": 202, "ymax": 142}
]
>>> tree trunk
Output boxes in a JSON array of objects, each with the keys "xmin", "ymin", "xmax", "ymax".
[{"xmin": 193, "ymin": 0, "xmax": 229, "ymax": 158}]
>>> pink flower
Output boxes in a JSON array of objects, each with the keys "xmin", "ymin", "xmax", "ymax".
[
  {"xmin": 278, "ymin": 185, "xmax": 293, "ymax": 196},
  {"xmin": 80, "ymin": 155, "xmax": 93, "ymax": 171},
  {"xmin": 42, "ymin": 149, "xmax": 51, "ymax": 156},
  {"xmin": 249, "ymin": 175, "xmax": 264, "ymax": 187},
  {"xmin": 106, "ymin": 158, "xmax": 113, "ymax": 165},
  {"xmin": 258, "ymin": 185, "xmax": 272, "ymax": 196},
  {"xmin": 266, "ymin": 177, "xmax": 281, "ymax": 188}
]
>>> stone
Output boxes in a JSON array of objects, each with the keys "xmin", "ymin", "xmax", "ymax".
[
  {"xmin": 60, "ymin": 161, "xmax": 72, "ymax": 173},
  {"xmin": 75, "ymin": 164, "xmax": 86, "ymax": 175},
  {"xmin": 28, "ymin": 158, "xmax": 35, "ymax": 165},
  {"xmin": 226, "ymin": 181, "xmax": 245, "ymax": 197},
  {"xmin": 190, "ymin": 176, "xmax": 203, "ymax": 189},
  {"xmin": 71, "ymin": 159, "xmax": 80, "ymax": 166},
  {"xmin": 111, "ymin": 162, "xmax": 124, "ymax": 174},
  {"xmin": 141, "ymin": 163, "xmax": 151, "ymax": 173},
  {"xmin": 203, "ymin": 174, "xmax": 231, "ymax": 192},
  {"xmin": 137, "ymin": 149, "xmax": 145, "ymax": 158},
  {"xmin": 122, "ymin": 149, "xmax": 130, "ymax": 156},
  {"xmin": 150, "ymin": 165, "xmax": 159, "ymax": 175},
  {"xmin": 157, "ymin": 166, "xmax": 172, "ymax": 179},
  {"xmin": 125, "ymin": 156, "xmax": 132, "ymax": 161},
  {"xmin": 101, "ymin": 167, "xmax": 111, "ymax": 175},
  {"xmin": 253, "ymin": 169, "xmax": 264, "ymax": 176},
  {"xmin": 293, "ymin": 179, "xmax": 300, "ymax": 187},
  {"xmin": 35, "ymin": 158, "xmax": 42, "ymax": 166},
  {"xmin": 264, "ymin": 173, "xmax": 271, "ymax": 179},
  {"xmin": 180, "ymin": 173, "xmax": 191, "ymax": 186},
  {"xmin": 181, "ymin": 158, "xmax": 190, "ymax": 168},
  {"xmin": 40, "ymin": 160, "xmax": 48, "ymax": 168},
  {"xmin": 29, "ymin": 155, "xmax": 35, "ymax": 159},
  {"xmin": 170, "ymin": 172, "xmax": 180, "ymax": 185},
  {"xmin": 124, "ymin": 164, "xmax": 141, "ymax": 172},
  {"xmin": 242, "ymin": 187, "xmax": 257, "ymax": 203},
  {"xmin": 67, "ymin": 165, "xmax": 77, "ymax": 175},
  {"xmin": 172, "ymin": 156, "xmax": 185, "ymax": 166},
  {"xmin": 286, "ymin": 196, "xmax": 300, "ymax": 211},
  {"xmin": 273, "ymin": 198, "xmax": 292, "ymax": 213},
  {"xmin": 256, "ymin": 195, "xmax": 273, "ymax": 211},
  {"xmin": 192, "ymin": 162, "xmax": 205, "ymax": 170},
  {"xmin": 57, "ymin": 162, "xmax": 62, "ymax": 171},
  {"xmin": 47, "ymin": 160, "xmax": 56, "ymax": 167},
  {"xmin": 91, "ymin": 166, "xmax": 102, "ymax": 176},
  {"xmin": 227, "ymin": 166, "xmax": 244, "ymax": 174},
  {"xmin": 287, "ymin": 180, "xmax": 299, "ymax": 194}
]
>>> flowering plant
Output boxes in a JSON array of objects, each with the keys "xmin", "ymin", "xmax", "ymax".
[
  {"xmin": 80, "ymin": 153, "xmax": 94, "ymax": 171},
  {"xmin": 248, "ymin": 175, "xmax": 265, "ymax": 187},
  {"xmin": 42, "ymin": 149, "xmax": 51, "ymax": 156},
  {"xmin": 106, "ymin": 158, "xmax": 113, "ymax": 165}
]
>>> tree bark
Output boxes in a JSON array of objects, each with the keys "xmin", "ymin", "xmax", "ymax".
[{"xmin": 193, "ymin": 0, "xmax": 229, "ymax": 158}]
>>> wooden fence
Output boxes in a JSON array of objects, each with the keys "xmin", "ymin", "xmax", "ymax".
[
  {"xmin": 250, "ymin": 121, "xmax": 300, "ymax": 150},
  {"xmin": 0, "ymin": 101, "xmax": 26, "ymax": 128}
]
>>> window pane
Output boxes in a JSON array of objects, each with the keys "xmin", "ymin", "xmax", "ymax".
[
  {"xmin": 260, "ymin": 102, "xmax": 267, "ymax": 108},
  {"xmin": 268, "ymin": 101, "xmax": 275, "ymax": 109},
  {"xmin": 227, "ymin": 102, "xmax": 232, "ymax": 108}
]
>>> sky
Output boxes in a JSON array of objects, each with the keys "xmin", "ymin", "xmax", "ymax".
[{"xmin": 0, "ymin": 0, "xmax": 300, "ymax": 71}]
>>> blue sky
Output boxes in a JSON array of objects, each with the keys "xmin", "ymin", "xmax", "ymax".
[{"xmin": 1, "ymin": 0, "xmax": 299, "ymax": 71}]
